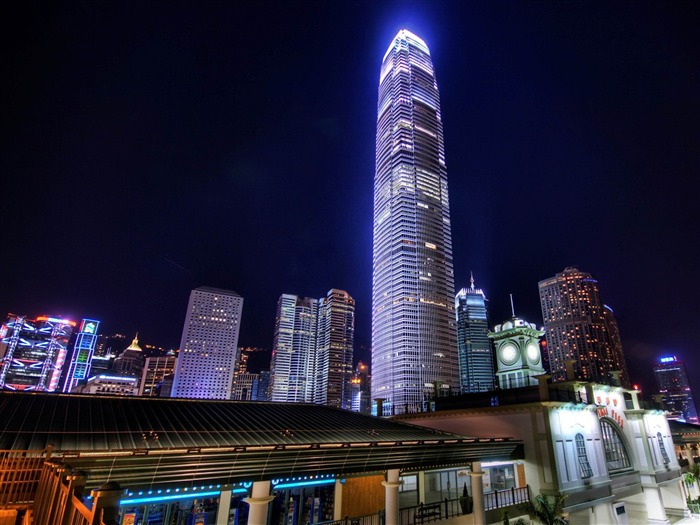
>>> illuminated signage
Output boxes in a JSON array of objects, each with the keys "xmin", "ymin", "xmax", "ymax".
[{"xmin": 659, "ymin": 356, "xmax": 676, "ymax": 363}]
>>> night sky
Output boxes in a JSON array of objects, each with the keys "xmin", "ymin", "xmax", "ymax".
[{"xmin": 2, "ymin": 1, "xmax": 698, "ymax": 395}]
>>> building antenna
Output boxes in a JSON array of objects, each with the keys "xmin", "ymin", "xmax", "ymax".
[
  {"xmin": 510, "ymin": 294, "xmax": 516, "ymax": 318},
  {"xmin": 470, "ymin": 271, "xmax": 475, "ymax": 290}
]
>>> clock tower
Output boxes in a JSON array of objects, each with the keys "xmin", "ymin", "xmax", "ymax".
[{"xmin": 489, "ymin": 316, "xmax": 545, "ymax": 390}]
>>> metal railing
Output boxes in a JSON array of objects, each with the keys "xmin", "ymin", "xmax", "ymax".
[
  {"xmin": 319, "ymin": 510, "xmax": 384, "ymax": 525},
  {"xmin": 0, "ymin": 448, "xmax": 51, "ymax": 509},
  {"xmin": 484, "ymin": 486, "xmax": 530, "ymax": 511}
]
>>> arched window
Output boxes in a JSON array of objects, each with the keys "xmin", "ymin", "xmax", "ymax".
[
  {"xmin": 575, "ymin": 433, "xmax": 593, "ymax": 479},
  {"xmin": 600, "ymin": 419, "xmax": 631, "ymax": 472},
  {"xmin": 657, "ymin": 432, "xmax": 670, "ymax": 464}
]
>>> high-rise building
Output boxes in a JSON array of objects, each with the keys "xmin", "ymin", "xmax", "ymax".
[
  {"xmin": 372, "ymin": 30, "xmax": 458, "ymax": 415},
  {"xmin": 270, "ymin": 289, "xmax": 354, "ymax": 408},
  {"xmin": 654, "ymin": 356, "xmax": 699, "ymax": 424},
  {"xmin": 0, "ymin": 315, "xmax": 76, "ymax": 391},
  {"xmin": 317, "ymin": 289, "xmax": 355, "ymax": 409},
  {"xmin": 538, "ymin": 267, "xmax": 630, "ymax": 386},
  {"xmin": 62, "ymin": 319, "xmax": 100, "ymax": 392},
  {"xmin": 455, "ymin": 275, "xmax": 494, "ymax": 393},
  {"xmin": 171, "ymin": 287, "xmax": 243, "ymax": 400}
]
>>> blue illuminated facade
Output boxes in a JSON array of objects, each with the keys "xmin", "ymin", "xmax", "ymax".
[{"xmin": 62, "ymin": 319, "xmax": 100, "ymax": 392}]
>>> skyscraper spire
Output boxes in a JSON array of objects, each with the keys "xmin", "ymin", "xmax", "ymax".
[
  {"xmin": 372, "ymin": 30, "xmax": 458, "ymax": 414},
  {"xmin": 470, "ymin": 271, "xmax": 475, "ymax": 291}
]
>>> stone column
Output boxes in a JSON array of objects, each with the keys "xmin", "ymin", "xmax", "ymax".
[
  {"xmin": 382, "ymin": 469, "xmax": 403, "ymax": 525},
  {"xmin": 244, "ymin": 481, "xmax": 274, "ymax": 525},
  {"xmin": 469, "ymin": 462, "xmax": 485, "ymax": 525},
  {"xmin": 333, "ymin": 479, "xmax": 344, "ymax": 521},
  {"xmin": 644, "ymin": 486, "xmax": 671, "ymax": 524},
  {"xmin": 215, "ymin": 489, "xmax": 232, "ymax": 525}
]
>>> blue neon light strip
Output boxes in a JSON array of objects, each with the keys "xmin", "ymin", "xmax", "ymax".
[
  {"xmin": 121, "ymin": 490, "xmax": 223, "ymax": 505},
  {"xmin": 273, "ymin": 479, "xmax": 336, "ymax": 490}
]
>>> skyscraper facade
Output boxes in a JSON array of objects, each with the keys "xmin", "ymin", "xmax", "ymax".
[
  {"xmin": 455, "ymin": 276, "xmax": 494, "ymax": 393},
  {"xmin": 538, "ymin": 267, "xmax": 629, "ymax": 386},
  {"xmin": 62, "ymin": 318, "xmax": 100, "ymax": 392},
  {"xmin": 372, "ymin": 30, "xmax": 458, "ymax": 414},
  {"xmin": 270, "ymin": 289, "xmax": 354, "ymax": 408},
  {"xmin": 653, "ymin": 356, "xmax": 699, "ymax": 424},
  {"xmin": 171, "ymin": 287, "xmax": 243, "ymax": 399},
  {"xmin": 0, "ymin": 315, "xmax": 76, "ymax": 391}
]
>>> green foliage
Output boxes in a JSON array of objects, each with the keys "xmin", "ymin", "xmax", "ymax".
[
  {"xmin": 523, "ymin": 492, "xmax": 569, "ymax": 525},
  {"xmin": 502, "ymin": 509, "xmax": 510, "ymax": 525}
]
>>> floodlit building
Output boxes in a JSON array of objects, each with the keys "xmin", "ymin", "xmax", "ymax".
[
  {"xmin": 73, "ymin": 373, "xmax": 140, "ymax": 396},
  {"xmin": 455, "ymin": 276, "xmax": 494, "ymax": 393},
  {"xmin": 372, "ymin": 30, "xmax": 458, "ymax": 415},
  {"xmin": 270, "ymin": 289, "xmax": 355, "ymax": 409},
  {"xmin": 538, "ymin": 267, "xmax": 630, "ymax": 386},
  {"xmin": 0, "ymin": 315, "xmax": 76, "ymax": 392},
  {"xmin": 171, "ymin": 287, "xmax": 243, "ymax": 400},
  {"xmin": 61, "ymin": 318, "xmax": 100, "ymax": 392},
  {"xmin": 654, "ymin": 355, "xmax": 699, "ymax": 424}
]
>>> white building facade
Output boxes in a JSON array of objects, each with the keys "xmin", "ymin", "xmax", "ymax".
[{"xmin": 171, "ymin": 287, "xmax": 243, "ymax": 400}]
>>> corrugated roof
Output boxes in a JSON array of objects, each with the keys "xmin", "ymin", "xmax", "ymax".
[{"xmin": 0, "ymin": 392, "xmax": 522, "ymax": 491}]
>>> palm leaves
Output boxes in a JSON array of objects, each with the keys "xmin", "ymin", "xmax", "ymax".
[{"xmin": 524, "ymin": 492, "xmax": 569, "ymax": 525}]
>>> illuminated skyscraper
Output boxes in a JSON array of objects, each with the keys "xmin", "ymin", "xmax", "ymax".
[
  {"xmin": 0, "ymin": 315, "xmax": 76, "ymax": 391},
  {"xmin": 372, "ymin": 30, "xmax": 458, "ymax": 414},
  {"xmin": 455, "ymin": 276, "xmax": 494, "ymax": 393},
  {"xmin": 538, "ymin": 267, "xmax": 629, "ymax": 386},
  {"xmin": 171, "ymin": 287, "xmax": 243, "ymax": 399},
  {"xmin": 62, "ymin": 319, "xmax": 100, "ymax": 392},
  {"xmin": 270, "ymin": 289, "xmax": 354, "ymax": 408},
  {"xmin": 654, "ymin": 356, "xmax": 699, "ymax": 424}
]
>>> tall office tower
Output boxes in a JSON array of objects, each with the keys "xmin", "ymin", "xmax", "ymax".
[
  {"xmin": 171, "ymin": 287, "xmax": 243, "ymax": 399},
  {"xmin": 317, "ymin": 289, "xmax": 355, "ymax": 408},
  {"xmin": 538, "ymin": 267, "xmax": 630, "ymax": 386},
  {"xmin": 256, "ymin": 370, "xmax": 271, "ymax": 401},
  {"xmin": 372, "ymin": 30, "xmax": 458, "ymax": 415},
  {"xmin": 62, "ymin": 319, "xmax": 100, "ymax": 392},
  {"xmin": 654, "ymin": 356, "xmax": 699, "ymax": 424},
  {"xmin": 138, "ymin": 353, "xmax": 177, "ymax": 396},
  {"xmin": 270, "ymin": 294, "xmax": 319, "ymax": 404},
  {"xmin": 270, "ymin": 289, "xmax": 355, "ymax": 408},
  {"xmin": 455, "ymin": 275, "xmax": 494, "ymax": 393},
  {"xmin": 0, "ymin": 315, "xmax": 76, "ymax": 391}
]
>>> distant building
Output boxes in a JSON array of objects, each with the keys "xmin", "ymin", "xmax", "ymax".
[
  {"xmin": 255, "ymin": 370, "xmax": 270, "ymax": 401},
  {"xmin": 270, "ymin": 289, "xmax": 354, "ymax": 408},
  {"xmin": 0, "ymin": 315, "xmax": 76, "ymax": 391},
  {"xmin": 538, "ymin": 267, "xmax": 629, "ymax": 386},
  {"xmin": 112, "ymin": 335, "xmax": 144, "ymax": 380},
  {"xmin": 350, "ymin": 361, "xmax": 371, "ymax": 414},
  {"xmin": 62, "ymin": 319, "xmax": 100, "ymax": 392},
  {"xmin": 171, "ymin": 287, "xmax": 243, "ymax": 400},
  {"xmin": 455, "ymin": 275, "xmax": 494, "ymax": 393},
  {"xmin": 74, "ymin": 374, "xmax": 139, "ymax": 396},
  {"xmin": 139, "ymin": 353, "xmax": 177, "ymax": 397},
  {"xmin": 654, "ymin": 356, "xmax": 699, "ymax": 424},
  {"xmin": 231, "ymin": 372, "xmax": 258, "ymax": 401}
]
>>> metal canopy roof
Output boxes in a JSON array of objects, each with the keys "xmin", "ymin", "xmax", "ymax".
[{"xmin": 0, "ymin": 392, "xmax": 522, "ymax": 491}]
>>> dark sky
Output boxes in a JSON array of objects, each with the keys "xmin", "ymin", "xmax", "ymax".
[{"xmin": 2, "ymin": 1, "xmax": 698, "ymax": 395}]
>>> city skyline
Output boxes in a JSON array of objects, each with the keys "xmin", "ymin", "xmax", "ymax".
[{"xmin": 2, "ymin": 2, "xmax": 697, "ymax": 396}]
